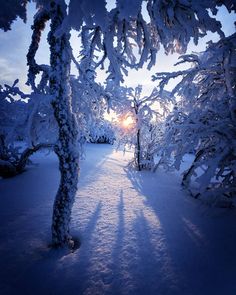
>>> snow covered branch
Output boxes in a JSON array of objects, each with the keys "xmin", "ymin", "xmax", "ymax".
[
  {"xmin": 26, "ymin": 8, "xmax": 50, "ymax": 91},
  {"xmin": 157, "ymin": 33, "xmax": 236, "ymax": 205}
]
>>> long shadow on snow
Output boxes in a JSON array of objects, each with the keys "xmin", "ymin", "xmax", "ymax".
[
  {"xmin": 131, "ymin": 209, "xmax": 179, "ymax": 295},
  {"xmin": 78, "ymin": 144, "xmax": 114, "ymax": 188},
  {"xmin": 124, "ymin": 165, "xmax": 236, "ymax": 295},
  {"xmin": 105, "ymin": 188, "xmax": 178, "ymax": 295},
  {"xmin": 105, "ymin": 190, "xmax": 125, "ymax": 294},
  {"xmin": 0, "ymin": 144, "xmax": 108, "ymax": 295},
  {"xmin": 60, "ymin": 201, "xmax": 103, "ymax": 294},
  {"xmin": 5, "ymin": 202, "xmax": 103, "ymax": 295},
  {"xmin": 71, "ymin": 144, "xmax": 114, "ymax": 237}
]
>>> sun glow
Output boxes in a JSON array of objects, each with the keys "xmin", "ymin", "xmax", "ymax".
[{"xmin": 122, "ymin": 116, "xmax": 134, "ymax": 128}]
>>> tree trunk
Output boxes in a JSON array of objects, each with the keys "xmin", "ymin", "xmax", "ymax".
[
  {"xmin": 182, "ymin": 149, "xmax": 204, "ymax": 190},
  {"xmin": 48, "ymin": 1, "xmax": 79, "ymax": 248},
  {"xmin": 136, "ymin": 128, "xmax": 141, "ymax": 171}
]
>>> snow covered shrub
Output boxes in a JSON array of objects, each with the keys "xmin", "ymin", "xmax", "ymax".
[
  {"xmin": 153, "ymin": 33, "xmax": 236, "ymax": 205},
  {"xmin": 0, "ymin": 82, "xmax": 55, "ymax": 177},
  {"xmin": 89, "ymin": 120, "xmax": 115, "ymax": 144},
  {"xmin": 0, "ymin": 135, "xmax": 21, "ymax": 178}
]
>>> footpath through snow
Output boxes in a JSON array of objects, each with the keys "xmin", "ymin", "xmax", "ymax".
[{"xmin": 0, "ymin": 144, "xmax": 236, "ymax": 295}]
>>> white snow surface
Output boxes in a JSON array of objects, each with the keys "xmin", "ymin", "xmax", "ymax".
[{"xmin": 0, "ymin": 144, "xmax": 236, "ymax": 295}]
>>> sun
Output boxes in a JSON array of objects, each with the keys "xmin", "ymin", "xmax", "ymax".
[{"xmin": 122, "ymin": 116, "xmax": 134, "ymax": 128}]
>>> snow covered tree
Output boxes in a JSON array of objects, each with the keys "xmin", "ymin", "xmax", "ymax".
[
  {"xmin": 1, "ymin": 0, "xmax": 235, "ymax": 246},
  {"xmin": 153, "ymin": 33, "xmax": 236, "ymax": 205},
  {"xmin": 47, "ymin": 2, "xmax": 79, "ymax": 248},
  {"xmin": 116, "ymin": 85, "xmax": 172, "ymax": 171}
]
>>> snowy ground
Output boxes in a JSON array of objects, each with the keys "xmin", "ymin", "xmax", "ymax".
[{"xmin": 0, "ymin": 144, "xmax": 236, "ymax": 295}]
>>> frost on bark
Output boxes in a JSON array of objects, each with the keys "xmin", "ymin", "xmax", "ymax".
[{"xmin": 48, "ymin": 1, "xmax": 79, "ymax": 248}]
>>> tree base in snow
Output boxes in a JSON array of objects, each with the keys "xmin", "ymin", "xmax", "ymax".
[
  {"xmin": 49, "ymin": 236, "xmax": 81, "ymax": 252},
  {"xmin": 213, "ymin": 198, "xmax": 234, "ymax": 208},
  {"xmin": 182, "ymin": 183, "xmax": 235, "ymax": 208},
  {"xmin": 0, "ymin": 160, "xmax": 18, "ymax": 178}
]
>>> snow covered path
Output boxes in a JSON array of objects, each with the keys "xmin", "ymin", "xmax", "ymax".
[{"xmin": 0, "ymin": 144, "xmax": 236, "ymax": 295}]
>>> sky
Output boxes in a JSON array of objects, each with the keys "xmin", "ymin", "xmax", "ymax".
[{"xmin": 0, "ymin": 2, "xmax": 235, "ymax": 96}]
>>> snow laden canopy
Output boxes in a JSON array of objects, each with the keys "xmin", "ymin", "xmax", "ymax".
[
  {"xmin": 0, "ymin": 0, "xmax": 27, "ymax": 31},
  {"xmin": 2, "ymin": 0, "xmax": 236, "ymax": 83},
  {"xmin": 1, "ymin": 0, "xmax": 235, "ymax": 248},
  {"xmin": 54, "ymin": 0, "xmax": 235, "ymax": 82}
]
